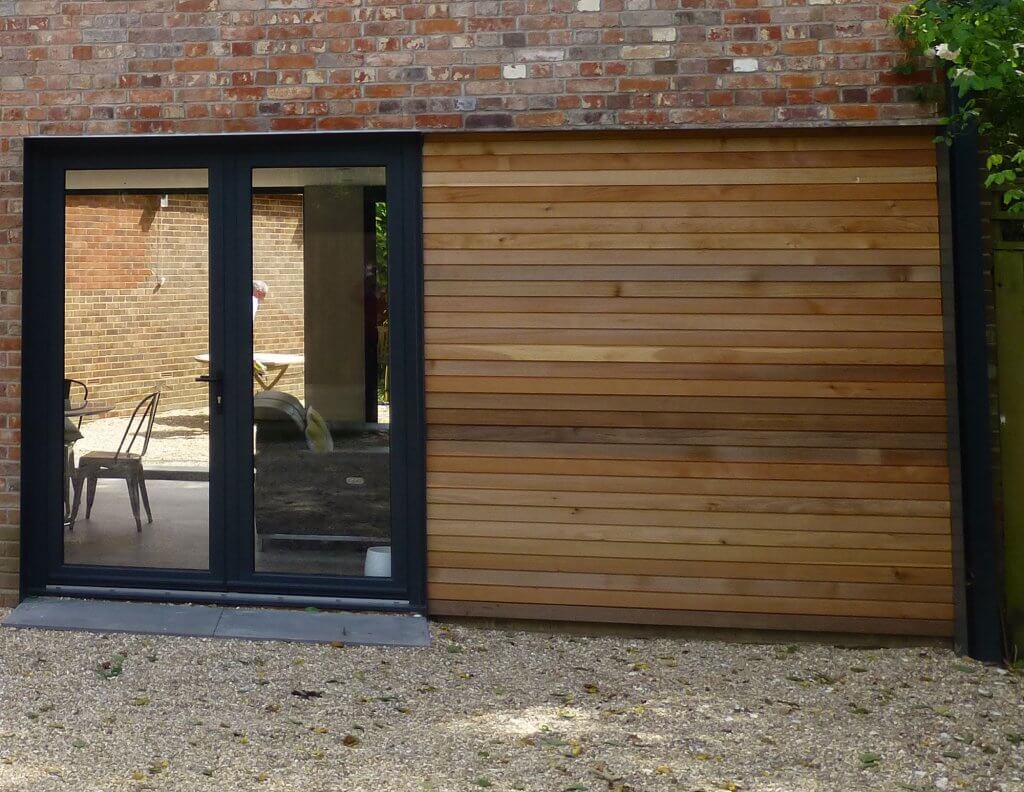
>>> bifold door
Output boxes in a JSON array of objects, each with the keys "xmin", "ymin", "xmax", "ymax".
[{"xmin": 21, "ymin": 134, "xmax": 425, "ymax": 609}]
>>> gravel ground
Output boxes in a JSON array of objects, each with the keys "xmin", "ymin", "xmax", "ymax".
[{"xmin": 0, "ymin": 614, "xmax": 1021, "ymax": 792}]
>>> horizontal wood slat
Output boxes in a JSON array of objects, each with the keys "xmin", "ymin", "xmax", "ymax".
[
  {"xmin": 422, "ymin": 130, "xmax": 951, "ymax": 637},
  {"xmin": 423, "ymin": 200, "xmax": 940, "ymax": 219},
  {"xmin": 428, "ymin": 601, "xmax": 953, "ymax": 637}
]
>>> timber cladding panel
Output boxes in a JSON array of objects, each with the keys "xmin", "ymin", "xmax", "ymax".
[{"xmin": 421, "ymin": 128, "xmax": 953, "ymax": 637}]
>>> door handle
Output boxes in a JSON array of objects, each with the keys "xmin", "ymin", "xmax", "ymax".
[{"xmin": 195, "ymin": 374, "xmax": 223, "ymax": 412}]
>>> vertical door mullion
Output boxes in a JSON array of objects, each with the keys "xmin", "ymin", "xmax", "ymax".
[
  {"xmin": 223, "ymin": 148, "xmax": 255, "ymax": 587},
  {"xmin": 207, "ymin": 155, "xmax": 228, "ymax": 584}
]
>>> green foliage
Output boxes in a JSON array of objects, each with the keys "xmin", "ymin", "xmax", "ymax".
[
  {"xmin": 375, "ymin": 200, "xmax": 388, "ymax": 297},
  {"xmin": 374, "ymin": 201, "xmax": 390, "ymax": 404},
  {"xmin": 893, "ymin": 0, "xmax": 1024, "ymax": 212}
]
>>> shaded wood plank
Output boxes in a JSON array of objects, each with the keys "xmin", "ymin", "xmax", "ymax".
[
  {"xmin": 428, "ymin": 567, "xmax": 951, "ymax": 603},
  {"xmin": 424, "ymin": 248, "xmax": 941, "ymax": 266},
  {"xmin": 426, "ymin": 361, "xmax": 945, "ymax": 383},
  {"xmin": 426, "ymin": 487, "xmax": 949, "ymax": 518},
  {"xmin": 428, "ymin": 535, "xmax": 949, "ymax": 568},
  {"xmin": 425, "ymin": 232, "xmax": 939, "ymax": 251},
  {"xmin": 424, "ymin": 471, "xmax": 951, "ymax": 500},
  {"xmin": 428, "ymin": 551, "xmax": 953, "ymax": 585},
  {"xmin": 427, "ymin": 426, "xmax": 947, "ymax": 451},
  {"xmin": 426, "ymin": 409, "xmax": 948, "ymax": 433},
  {"xmin": 424, "ymin": 132, "xmax": 937, "ymax": 156},
  {"xmin": 426, "ymin": 376, "xmax": 947, "ymax": 399},
  {"xmin": 423, "ymin": 151, "xmax": 938, "ymax": 173},
  {"xmin": 425, "ymin": 583, "xmax": 953, "ymax": 620},
  {"xmin": 427, "ymin": 518, "xmax": 951, "ymax": 548},
  {"xmin": 427, "ymin": 393, "xmax": 949, "ymax": 416},
  {"xmin": 427, "ymin": 454, "xmax": 950, "ymax": 484},
  {"xmin": 422, "ymin": 167, "xmax": 937, "ymax": 187},
  {"xmin": 423, "ymin": 183, "xmax": 940, "ymax": 204},
  {"xmin": 422, "ymin": 200, "xmax": 940, "ymax": 219},
  {"xmin": 424, "ymin": 280, "xmax": 943, "ymax": 299},
  {"xmin": 426, "ymin": 312, "xmax": 944, "ymax": 333},
  {"xmin": 427, "ymin": 505, "xmax": 949, "ymax": 535},
  {"xmin": 425, "ymin": 328, "xmax": 944, "ymax": 349},
  {"xmin": 426, "ymin": 216, "xmax": 940, "ymax": 234},
  {"xmin": 424, "ymin": 265, "xmax": 942, "ymax": 282},
  {"xmin": 426, "ymin": 600, "xmax": 953, "ymax": 637}
]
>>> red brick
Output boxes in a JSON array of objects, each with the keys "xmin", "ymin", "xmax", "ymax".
[
  {"xmin": 174, "ymin": 57, "xmax": 219, "ymax": 72},
  {"xmin": 270, "ymin": 117, "xmax": 315, "ymax": 130},
  {"xmin": 414, "ymin": 113, "xmax": 463, "ymax": 128},
  {"xmin": 780, "ymin": 73, "xmax": 818, "ymax": 89},
  {"xmin": 415, "ymin": 19, "xmax": 463, "ymax": 34},
  {"xmin": 830, "ymin": 103, "xmax": 881, "ymax": 121},
  {"xmin": 515, "ymin": 110, "xmax": 565, "ymax": 127},
  {"xmin": 782, "ymin": 40, "xmax": 819, "ymax": 56}
]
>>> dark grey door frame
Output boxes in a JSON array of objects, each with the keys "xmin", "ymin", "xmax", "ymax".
[{"xmin": 20, "ymin": 132, "xmax": 426, "ymax": 611}]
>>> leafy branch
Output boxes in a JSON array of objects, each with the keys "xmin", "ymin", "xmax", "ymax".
[{"xmin": 893, "ymin": 0, "xmax": 1024, "ymax": 212}]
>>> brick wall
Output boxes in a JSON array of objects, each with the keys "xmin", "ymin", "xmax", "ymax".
[
  {"xmin": 0, "ymin": 0, "xmax": 940, "ymax": 604},
  {"xmin": 0, "ymin": 0, "xmax": 936, "ymax": 133},
  {"xmin": 65, "ymin": 192, "xmax": 305, "ymax": 415},
  {"xmin": 252, "ymin": 192, "xmax": 305, "ymax": 399}
]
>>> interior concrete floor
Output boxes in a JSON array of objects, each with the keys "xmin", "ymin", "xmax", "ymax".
[{"xmin": 63, "ymin": 479, "xmax": 374, "ymax": 577}]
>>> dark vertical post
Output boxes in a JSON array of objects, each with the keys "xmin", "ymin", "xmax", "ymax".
[{"xmin": 948, "ymin": 116, "xmax": 1004, "ymax": 661}]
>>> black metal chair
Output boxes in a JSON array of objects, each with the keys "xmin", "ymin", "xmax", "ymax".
[{"xmin": 69, "ymin": 391, "xmax": 160, "ymax": 532}]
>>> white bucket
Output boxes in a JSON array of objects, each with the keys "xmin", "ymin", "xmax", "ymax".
[{"xmin": 364, "ymin": 545, "xmax": 392, "ymax": 577}]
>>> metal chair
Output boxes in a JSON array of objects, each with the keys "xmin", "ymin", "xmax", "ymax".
[
  {"xmin": 63, "ymin": 379, "xmax": 88, "ymax": 518},
  {"xmin": 69, "ymin": 391, "xmax": 160, "ymax": 532}
]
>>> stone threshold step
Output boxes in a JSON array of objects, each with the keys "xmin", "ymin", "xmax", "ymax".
[{"xmin": 3, "ymin": 597, "xmax": 430, "ymax": 647}]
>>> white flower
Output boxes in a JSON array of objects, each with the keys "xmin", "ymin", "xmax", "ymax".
[{"xmin": 934, "ymin": 43, "xmax": 960, "ymax": 61}]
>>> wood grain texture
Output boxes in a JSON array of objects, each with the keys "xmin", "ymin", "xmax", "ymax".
[{"xmin": 422, "ymin": 129, "xmax": 951, "ymax": 637}]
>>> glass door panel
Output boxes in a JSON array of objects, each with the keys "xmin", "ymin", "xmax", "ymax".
[
  {"xmin": 250, "ymin": 167, "xmax": 392, "ymax": 578},
  {"xmin": 62, "ymin": 169, "xmax": 212, "ymax": 570}
]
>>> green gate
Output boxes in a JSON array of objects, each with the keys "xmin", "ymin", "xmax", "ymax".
[{"xmin": 994, "ymin": 215, "xmax": 1024, "ymax": 655}]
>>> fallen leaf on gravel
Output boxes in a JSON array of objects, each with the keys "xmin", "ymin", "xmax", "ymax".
[
  {"xmin": 290, "ymin": 690, "xmax": 322, "ymax": 700},
  {"xmin": 96, "ymin": 655, "xmax": 126, "ymax": 680},
  {"xmin": 859, "ymin": 752, "xmax": 882, "ymax": 768},
  {"xmin": 342, "ymin": 734, "xmax": 360, "ymax": 747}
]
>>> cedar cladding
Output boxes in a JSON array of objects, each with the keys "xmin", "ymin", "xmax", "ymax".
[{"xmin": 422, "ymin": 129, "xmax": 953, "ymax": 636}]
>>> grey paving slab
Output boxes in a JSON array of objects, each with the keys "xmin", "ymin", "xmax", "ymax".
[
  {"xmin": 215, "ymin": 608, "xmax": 431, "ymax": 647},
  {"xmin": 3, "ymin": 597, "xmax": 222, "ymax": 637},
  {"xmin": 3, "ymin": 597, "xmax": 431, "ymax": 647}
]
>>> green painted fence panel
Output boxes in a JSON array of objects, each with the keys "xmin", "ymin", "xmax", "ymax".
[{"xmin": 995, "ymin": 248, "xmax": 1024, "ymax": 654}]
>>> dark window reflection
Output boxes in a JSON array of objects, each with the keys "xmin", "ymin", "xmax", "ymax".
[{"xmin": 251, "ymin": 169, "xmax": 391, "ymax": 578}]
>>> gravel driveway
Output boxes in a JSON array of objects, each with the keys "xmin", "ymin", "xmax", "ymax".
[{"xmin": 0, "ymin": 614, "xmax": 1021, "ymax": 791}]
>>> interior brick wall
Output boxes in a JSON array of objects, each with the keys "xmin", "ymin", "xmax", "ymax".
[
  {"xmin": 64, "ymin": 192, "xmax": 305, "ymax": 415},
  {"xmin": 253, "ymin": 192, "xmax": 305, "ymax": 399}
]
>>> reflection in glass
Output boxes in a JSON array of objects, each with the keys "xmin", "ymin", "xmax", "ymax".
[
  {"xmin": 62, "ymin": 170, "xmax": 210, "ymax": 570},
  {"xmin": 251, "ymin": 167, "xmax": 391, "ymax": 577}
]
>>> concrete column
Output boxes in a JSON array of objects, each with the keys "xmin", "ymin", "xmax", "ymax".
[{"xmin": 303, "ymin": 185, "xmax": 365, "ymax": 423}]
